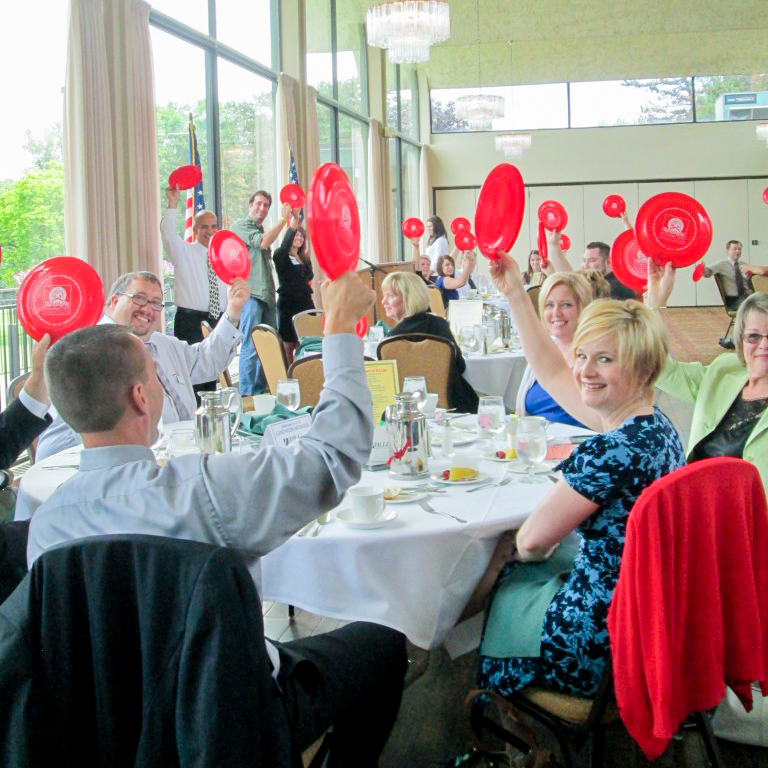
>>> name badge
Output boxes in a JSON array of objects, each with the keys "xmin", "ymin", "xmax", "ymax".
[
  {"xmin": 367, "ymin": 425, "xmax": 391, "ymax": 466},
  {"xmin": 263, "ymin": 415, "xmax": 312, "ymax": 448}
]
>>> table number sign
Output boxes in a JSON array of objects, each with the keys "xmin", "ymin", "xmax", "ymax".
[
  {"xmin": 447, "ymin": 299, "xmax": 484, "ymax": 339},
  {"xmin": 364, "ymin": 359, "xmax": 400, "ymax": 424},
  {"xmin": 263, "ymin": 414, "xmax": 312, "ymax": 448}
]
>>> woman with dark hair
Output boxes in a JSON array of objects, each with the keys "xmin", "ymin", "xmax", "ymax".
[
  {"xmin": 273, "ymin": 218, "xmax": 313, "ymax": 363},
  {"xmin": 410, "ymin": 216, "xmax": 450, "ymax": 273},
  {"xmin": 522, "ymin": 250, "xmax": 544, "ymax": 287},
  {"xmin": 435, "ymin": 253, "xmax": 475, "ymax": 309}
]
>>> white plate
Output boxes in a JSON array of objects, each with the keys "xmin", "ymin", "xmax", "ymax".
[
  {"xmin": 335, "ymin": 506, "xmax": 397, "ymax": 529},
  {"xmin": 381, "ymin": 489, "xmax": 429, "ymax": 504},
  {"xmin": 504, "ymin": 460, "xmax": 554, "ymax": 475},
  {"xmin": 430, "ymin": 471, "xmax": 489, "ymax": 486},
  {"xmin": 429, "ymin": 431, "xmax": 477, "ymax": 446},
  {"xmin": 483, "ymin": 450, "xmax": 517, "ymax": 463}
]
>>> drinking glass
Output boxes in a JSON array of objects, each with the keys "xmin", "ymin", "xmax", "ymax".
[
  {"xmin": 515, "ymin": 416, "xmax": 549, "ymax": 483},
  {"xmin": 276, "ymin": 378, "xmax": 301, "ymax": 411},
  {"xmin": 477, "ymin": 396, "xmax": 506, "ymax": 444},
  {"xmin": 402, "ymin": 376, "xmax": 428, "ymax": 411},
  {"xmin": 459, "ymin": 326, "xmax": 476, "ymax": 355},
  {"xmin": 168, "ymin": 429, "xmax": 200, "ymax": 457}
]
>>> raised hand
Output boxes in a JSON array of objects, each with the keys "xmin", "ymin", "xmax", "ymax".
[
  {"xmin": 646, "ymin": 259, "xmax": 675, "ymax": 308},
  {"xmin": 488, "ymin": 252, "xmax": 524, "ymax": 297}
]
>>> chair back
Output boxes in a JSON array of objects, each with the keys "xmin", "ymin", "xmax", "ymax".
[
  {"xmin": 526, "ymin": 285, "xmax": 542, "ymax": 317},
  {"xmin": 251, "ymin": 325, "xmax": 289, "ymax": 395},
  {"xmin": 7, "ymin": 373, "xmax": 37, "ymax": 464},
  {"xmin": 292, "ymin": 309, "xmax": 324, "ymax": 339},
  {"xmin": 608, "ymin": 457, "xmax": 768, "ymax": 760},
  {"xmin": 752, "ymin": 274, "xmax": 768, "ymax": 294},
  {"xmin": 200, "ymin": 321, "xmax": 233, "ymax": 389},
  {"xmin": 287, "ymin": 354, "xmax": 324, "ymax": 408},
  {"xmin": 377, "ymin": 333, "xmax": 455, "ymax": 408},
  {"xmin": 426, "ymin": 285, "xmax": 446, "ymax": 318},
  {"xmin": 713, "ymin": 274, "xmax": 737, "ymax": 317}
]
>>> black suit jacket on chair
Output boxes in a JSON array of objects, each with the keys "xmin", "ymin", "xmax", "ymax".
[{"xmin": 0, "ymin": 398, "xmax": 51, "ymax": 470}]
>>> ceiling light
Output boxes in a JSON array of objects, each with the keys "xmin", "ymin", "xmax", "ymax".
[{"xmin": 366, "ymin": 2, "xmax": 450, "ymax": 64}]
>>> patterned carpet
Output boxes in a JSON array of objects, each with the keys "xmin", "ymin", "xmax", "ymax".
[{"xmin": 662, "ymin": 307, "xmax": 731, "ymax": 364}]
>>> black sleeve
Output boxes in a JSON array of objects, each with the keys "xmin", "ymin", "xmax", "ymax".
[
  {"xmin": 272, "ymin": 229, "xmax": 297, "ymax": 284},
  {"xmin": 0, "ymin": 399, "xmax": 51, "ymax": 470}
]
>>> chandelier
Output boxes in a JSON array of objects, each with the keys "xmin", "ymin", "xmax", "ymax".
[
  {"xmin": 456, "ymin": 94, "xmax": 505, "ymax": 131},
  {"xmin": 494, "ymin": 40, "xmax": 532, "ymax": 156},
  {"xmin": 366, "ymin": 2, "xmax": 450, "ymax": 64}
]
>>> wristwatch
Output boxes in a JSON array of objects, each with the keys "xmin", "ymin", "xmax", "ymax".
[{"xmin": 224, "ymin": 312, "xmax": 240, "ymax": 329}]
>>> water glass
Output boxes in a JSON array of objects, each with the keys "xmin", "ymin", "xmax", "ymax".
[
  {"xmin": 276, "ymin": 378, "xmax": 301, "ymax": 411},
  {"xmin": 168, "ymin": 429, "xmax": 200, "ymax": 457},
  {"xmin": 515, "ymin": 416, "xmax": 548, "ymax": 483},
  {"xmin": 459, "ymin": 326, "xmax": 476, "ymax": 355},
  {"xmin": 477, "ymin": 396, "xmax": 506, "ymax": 443},
  {"xmin": 402, "ymin": 376, "xmax": 428, "ymax": 411}
]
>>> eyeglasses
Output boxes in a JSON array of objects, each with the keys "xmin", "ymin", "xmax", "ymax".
[
  {"xmin": 744, "ymin": 333, "xmax": 768, "ymax": 345},
  {"xmin": 118, "ymin": 292, "xmax": 164, "ymax": 311}
]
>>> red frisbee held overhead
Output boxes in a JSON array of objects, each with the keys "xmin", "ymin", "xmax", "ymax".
[
  {"xmin": 603, "ymin": 195, "xmax": 626, "ymax": 218},
  {"xmin": 208, "ymin": 230, "xmax": 251, "ymax": 284},
  {"xmin": 537, "ymin": 222, "xmax": 548, "ymax": 267},
  {"xmin": 635, "ymin": 192, "xmax": 712, "ymax": 268},
  {"xmin": 307, "ymin": 163, "xmax": 360, "ymax": 280},
  {"xmin": 610, "ymin": 230, "xmax": 648, "ymax": 294},
  {"xmin": 356, "ymin": 315, "xmax": 369, "ymax": 338},
  {"xmin": 475, "ymin": 164, "xmax": 525, "ymax": 260},
  {"xmin": 559, "ymin": 234, "xmax": 571, "ymax": 252},
  {"xmin": 455, "ymin": 232, "xmax": 476, "ymax": 252},
  {"xmin": 280, "ymin": 183, "xmax": 305, "ymax": 209},
  {"xmin": 17, "ymin": 257, "xmax": 104, "ymax": 343},
  {"xmin": 168, "ymin": 165, "xmax": 202, "ymax": 191},
  {"xmin": 402, "ymin": 218, "xmax": 425, "ymax": 239},
  {"xmin": 537, "ymin": 200, "xmax": 568, "ymax": 232},
  {"xmin": 692, "ymin": 262, "xmax": 706, "ymax": 282},
  {"xmin": 451, "ymin": 217, "xmax": 471, "ymax": 235}
]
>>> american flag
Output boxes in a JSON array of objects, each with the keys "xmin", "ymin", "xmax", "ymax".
[
  {"xmin": 185, "ymin": 114, "xmax": 205, "ymax": 243},
  {"xmin": 288, "ymin": 145, "xmax": 304, "ymax": 224}
]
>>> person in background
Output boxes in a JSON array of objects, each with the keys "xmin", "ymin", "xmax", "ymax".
[
  {"xmin": 415, "ymin": 254, "xmax": 436, "ymax": 285},
  {"xmin": 273, "ymin": 214, "xmax": 312, "ymax": 364},
  {"xmin": 522, "ymin": 249, "xmax": 544, "ymax": 288},
  {"xmin": 410, "ymin": 216, "xmax": 450, "ymax": 273},
  {"xmin": 435, "ymin": 253, "xmax": 476, "ymax": 309},
  {"xmin": 381, "ymin": 271, "xmax": 478, "ymax": 413}
]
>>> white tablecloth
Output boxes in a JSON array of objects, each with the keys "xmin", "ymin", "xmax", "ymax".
[{"xmin": 462, "ymin": 349, "xmax": 528, "ymax": 410}]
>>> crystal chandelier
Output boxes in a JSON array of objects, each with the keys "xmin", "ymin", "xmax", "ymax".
[
  {"xmin": 366, "ymin": 1, "xmax": 450, "ymax": 64},
  {"xmin": 456, "ymin": 94, "xmax": 505, "ymax": 131},
  {"xmin": 494, "ymin": 40, "xmax": 532, "ymax": 156}
]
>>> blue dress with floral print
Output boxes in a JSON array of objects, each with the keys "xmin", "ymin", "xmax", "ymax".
[{"xmin": 477, "ymin": 409, "xmax": 685, "ymax": 697}]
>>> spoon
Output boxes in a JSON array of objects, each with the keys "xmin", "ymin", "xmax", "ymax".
[{"xmin": 311, "ymin": 512, "xmax": 332, "ymax": 537}]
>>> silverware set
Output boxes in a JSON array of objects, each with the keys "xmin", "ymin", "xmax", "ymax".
[
  {"xmin": 296, "ymin": 512, "xmax": 332, "ymax": 537},
  {"xmin": 466, "ymin": 475, "xmax": 515, "ymax": 493},
  {"xmin": 417, "ymin": 498, "xmax": 467, "ymax": 524}
]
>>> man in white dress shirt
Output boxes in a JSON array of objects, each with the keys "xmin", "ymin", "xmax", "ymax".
[
  {"xmin": 27, "ymin": 272, "xmax": 406, "ymax": 766},
  {"xmin": 34, "ymin": 270, "xmax": 245, "ymax": 462}
]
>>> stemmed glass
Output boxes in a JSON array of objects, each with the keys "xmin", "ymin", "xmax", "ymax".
[
  {"xmin": 477, "ymin": 396, "xmax": 506, "ymax": 446},
  {"xmin": 403, "ymin": 376, "xmax": 428, "ymax": 412},
  {"xmin": 276, "ymin": 378, "xmax": 301, "ymax": 411},
  {"xmin": 515, "ymin": 416, "xmax": 548, "ymax": 483}
]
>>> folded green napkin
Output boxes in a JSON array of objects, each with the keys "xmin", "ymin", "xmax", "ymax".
[
  {"xmin": 296, "ymin": 335, "xmax": 323, "ymax": 358},
  {"xmin": 239, "ymin": 403, "xmax": 313, "ymax": 436}
]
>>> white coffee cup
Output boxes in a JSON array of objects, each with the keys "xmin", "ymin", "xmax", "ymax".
[
  {"xmin": 348, "ymin": 486, "xmax": 386, "ymax": 522},
  {"xmin": 421, "ymin": 393, "xmax": 439, "ymax": 417},
  {"xmin": 467, "ymin": 288, "xmax": 478, "ymax": 299}
]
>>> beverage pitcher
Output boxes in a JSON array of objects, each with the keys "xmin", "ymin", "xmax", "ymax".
[
  {"xmin": 384, "ymin": 392, "xmax": 429, "ymax": 479},
  {"xmin": 195, "ymin": 389, "xmax": 242, "ymax": 454}
]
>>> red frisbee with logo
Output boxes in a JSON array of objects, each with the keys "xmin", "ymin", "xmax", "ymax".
[
  {"xmin": 455, "ymin": 232, "xmax": 476, "ymax": 252},
  {"xmin": 559, "ymin": 234, "xmax": 571, "ymax": 252},
  {"xmin": 692, "ymin": 262, "xmax": 706, "ymax": 282},
  {"xmin": 635, "ymin": 192, "xmax": 712, "ymax": 268},
  {"xmin": 537, "ymin": 200, "xmax": 568, "ymax": 231},
  {"xmin": 280, "ymin": 183, "xmax": 305, "ymax": 209},
  {"xmin": 475, "ymin": 164, "xmax": 525, "ymax": 260},
  {"xmin": 610, "ymin": 230, "xmax": 648, "ymax": 293},
  {"xmin": 208, "ymin": 230, "xmax": 251, "ymax": 284},
  {"xmin": 168, "ymin": 165, "xmax": 202, "ymax": 191},
  {"xmin": 603, "ymin": 195, "xmax": 626, "ymax": 218},
  {"xmin": 451, "ymin": 217, "xmax": 471, "ymax": 235},
  {"xmin": 402, "ymin": 218, "xmax": 425, "ymax": 239},
  {"xmin": 307, "ymin": 163, "xmax": 360, "ymax": 280},
  {"xmin": 17, "ymin": 257, "xmax": 104, "ymax": 343}
]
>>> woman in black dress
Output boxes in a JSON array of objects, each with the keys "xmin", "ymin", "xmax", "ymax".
[{"xmin": 273, "ymin": 223, "xmax": 314, "ymax": 363}]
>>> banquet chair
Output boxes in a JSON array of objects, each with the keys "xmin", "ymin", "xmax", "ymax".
[
  {"xmin": 200, "ymin": 320, "xmax": 233, "ymax": 389},
  {"xmin": 0, "ymin": 534, "xmax": 329, "ymax": 768},
  {"xmin": 713, "ymin": 274, "xmax": 737, "ymax": 340},
  {"xmin": 288, "ymin": 354, "xmax": 324, "ymax": 408},
  {"xmin": 6, "ymin": 373, "xmax": 36, "ymax": 464},
  {"xmin": 752, "ymin": 274, "xmax": 768, "ymax": 293},
  {"xmin": 292, "ymin": 309, "xmax": 324, "ymax": 339},
  {"xmin": 252, "ymin": 324, "xmax": 289, "ymax": 395},
  {"xmin": 377, "ymin": 333, "xmax": 454, "ymax": 408},
  {"xmin": 0, "ymin": 520, "xmax": 29, "ymax": 605},
  {"xmin": 468, "ymin": 458, "xmax": 768, "ymax": 767},
  {"xmin": 427, "ymin": 284, "xmax": 447, "ymax": 318},
  {"xmin": 526, "ymin": 285, "xmax": 542, "ymax": 317}
]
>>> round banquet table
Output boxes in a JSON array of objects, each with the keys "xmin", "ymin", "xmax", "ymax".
[{"xmin": 461, "ymin": 348, "xmax": 528, "ymax": 411}]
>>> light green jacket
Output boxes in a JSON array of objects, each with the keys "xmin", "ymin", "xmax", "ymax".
[{"xmin": 656, "ymin": 352, "xmax": 768, "ymax": 489}]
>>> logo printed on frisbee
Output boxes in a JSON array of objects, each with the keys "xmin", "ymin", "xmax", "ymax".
[{"xmin": 402, "ymin": 218, "xmax": 425, "ymax": 239}]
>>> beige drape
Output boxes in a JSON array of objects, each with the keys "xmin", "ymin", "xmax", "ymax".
[
  {"xmin": 419, "ymin": 143, "xmax": 431, "ymax": 225},
  {"xmin": 367, "ymin": 118, "xmax": 391, "ymax": 264},
  {"xmin": 304, "ymin": 86, "xmax": 325, "ymax": 306},
  {"xmin": 275, "ymin": 73, "xmax": 300, "ymax": 189},
  {"xmin": 64, "ymin": 0, "xmax": 160, "ymax": 291}
]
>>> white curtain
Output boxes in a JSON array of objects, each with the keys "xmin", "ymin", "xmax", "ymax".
[
  {"xmin": 276, "ymin": 73, "xmax": 300, "ymax": 189},
  {"xmin": 366, "ymin": 118, "xmax": 390, "ymax": 265},
  {"xmin": 304, "ymin": 86, "xmax": 324, "ymax": 306},
  {"xmin": 64, "ymin": 0, "xmax": 160, "ymax": 291},
  {"xmin": 419, "ymin": 143, "xmax": 431, "ymax": 227}
]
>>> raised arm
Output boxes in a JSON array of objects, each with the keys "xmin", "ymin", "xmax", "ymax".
[
  {"xmin": 544, "ymin": 228, "xmax": 573, "ymax": 273},
  {"xmin": 159, "ymin": 186, "xmax": 186, "ymax": 265},
  {"xmin": 441, "ymin": 253, "xmax": 476, "ymax": 290},
  {"xmin": 259, "ymin": 202, "xmax": 293, "ymax": 251}
]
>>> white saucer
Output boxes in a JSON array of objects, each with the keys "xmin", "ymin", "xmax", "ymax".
[
  {"xmin": 335, "ymin": 507, "xmax": 397, "ymax": 529},
  {"xmin": 483, "ymin": 450, "xmax": 517, "ymax": 463},
  {"xmin": 429, "ymin": 431, "xmax": 477, "ymax": 446},
  {"xmin": 505, "ymin": 460, "xmax": 554, "ymax": 475},
  {"xmin": 382, "ymin": 489, "xmax": 429, "ymax": 504},
  {"xmin": 431, "ymin": 471, "xmax": 489, "ymax": 486}
]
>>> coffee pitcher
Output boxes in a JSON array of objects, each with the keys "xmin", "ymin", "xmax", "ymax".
[
  {"xmin": 195, "ymin": 388, "xmax": 242, "ymax": 454},
  {"xmin": 384, "ymin": 392, "xmax": 429, "ymax": 479}
]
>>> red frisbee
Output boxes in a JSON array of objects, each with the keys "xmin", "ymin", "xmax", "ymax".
[
  {"xmin": 356, "ymin": 315, "xmax": 369, "ymax": 338},
  {"xmin": 307, "ymin": 163, "xmax": 360, "ymax": 280},
  {"xmin": 451, "ymin": 217, "xmax": 471, "ymax": 235},
  {"xmin": 537, "ymin": 222, "xmax": 548, "ymax": 267},
  {"xmin": 635, "ymin": 192, "xmax": 712, "ymax": 268},
  {"xmin": 559, "ymin": 234, "xmax": 571, "ymax": 252},
  {"xmin": 16, "ymin": 257, "xmax": 104, "ymax": 343},
  {"xmin": 475, "ymin": 164, "xmax": 525, "ymax": 260},
  {"xmin": 538, "ymin": 200, "xmax": 568, "ymax": 231},
  {"xmin": 455, "ymin": 232, "xmax": 476, "ymax": 252},
  {"xmin": 208, "ymin": 230, "xmax": 251, "ymax": 284},
  {"xmin": 280, "ymin": 183, "xmax": 305, "ymax": 209},
  {"xmin": 603, "ymin": 195, "xmax": 626, "ymax": 218},
  {"xmin": 402, "ymin": 218, "xmax": 425, "ymax": 239},
  {"xmin": 610, "ymin": 230, "xmax": 648, "ymax": 293},
  {"xmin": 763, "ymin": 187, "xmax": 768, "ymax": 205},
  {"xmin": 168, "ymin": 165, "xmax": 202, "ymax": 191},
  {"xmin": 692, "ymin": 262, "xmax": 706, "ymax": 282}
]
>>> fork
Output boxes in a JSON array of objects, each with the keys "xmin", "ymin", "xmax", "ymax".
[
  {"xmin": 466, "ymin": 475, "xmax": 515, "ymax": 493},
  {"xmin": 417, "ymin": 498, "xmax": 466, "ymax": 524},
  {"xmin": 311, "ymin": 512, "xmax": 332, "ymax": 537}
]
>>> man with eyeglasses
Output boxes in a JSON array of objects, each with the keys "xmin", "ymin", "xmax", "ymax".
[{"xmin": 32, "ymin": 270, "xmax": 246, "ymax": 465}]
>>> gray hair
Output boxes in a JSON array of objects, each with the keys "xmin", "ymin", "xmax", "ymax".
[
  {"xmin": 107, "ymin": 271, "xmax": 162, "ymax": 301},
  {"xmin": 194, "ymin": 209, "xmax": 217, "ymax": 225},
  {"xmin": 45, "ymin": 325, "xmax": 148, "ymax": 433},
  {"xmin": 733, "ymin": 292, "xmax": 768, "ymax": 364}
]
